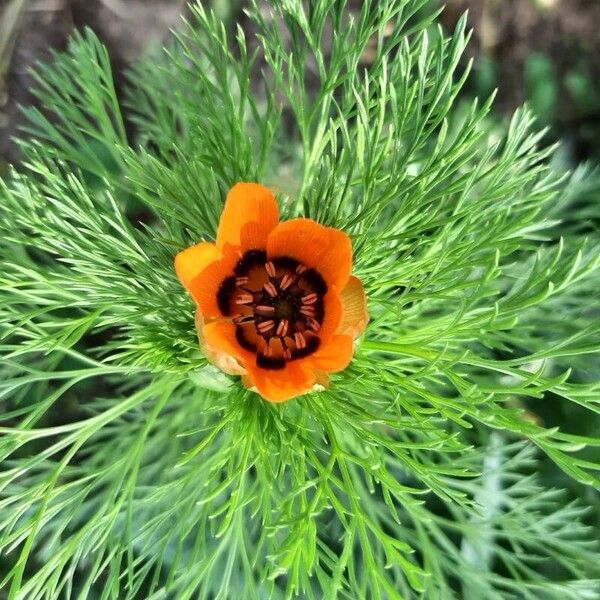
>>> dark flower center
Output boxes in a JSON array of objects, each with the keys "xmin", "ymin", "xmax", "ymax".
[
  {"xmin": 216, "ymin": 250, "xmax": 327, "ymax": 369},
  {"xmin": 274, "ymin": 298, "xmax": 293, "ymax": 320}
]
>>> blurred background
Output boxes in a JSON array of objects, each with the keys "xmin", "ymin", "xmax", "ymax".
[{"xmin": 2, "ymin": 0, "xmax": 600, "ymax": 169}]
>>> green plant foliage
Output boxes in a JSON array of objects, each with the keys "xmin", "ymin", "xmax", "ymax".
[
  {"xmin": 0, "ymin": 1, "xmax": 599, "ymax": 598},
  {"xmin": 525, "ymin": 53, "xmax": 558, "ymax": 125}
]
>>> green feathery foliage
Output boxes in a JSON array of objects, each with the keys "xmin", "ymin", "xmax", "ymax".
[{"xmin": 0, "ymin": 1, "xmax": 599, "ymax": 598}]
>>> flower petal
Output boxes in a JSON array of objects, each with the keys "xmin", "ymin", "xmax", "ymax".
[
  {"xmin": 313, "ymin": 370, "xmax": 330, "ymax": 391},
  {"xmin": 319, "ymin": 289, "xmax": 344, "ymax": 344},
  {"xmin": 337, "ymin": 276, "xmax": 369, "ymax": 339},
  {"xmin": 246, "ymin": 360, "xmax": 316, "ymax": 403},
  {"xmin": 309, "ymin": 334, "xmax": 354, "ymax": 373},
  {"xmin": 217, "ymin": 182, "xmax": 279, "ymax": 253},
  {"xmin": 196, "ymin": 310, "xmax": 246, "ymax": 375},
  {"xmin": 266, "ymin": 219, "xmax": 352, "ymax": 289},
  {"xmin": 202, "ymin": 319, "xmax": 254, "ymax": 372},
  {"xmin": 187, "ymin": 251, "xmax": 238, "ymax": 318},
  {"xmin": 174, "ymin": 242, "xmax": 221, "ymax": 292}
]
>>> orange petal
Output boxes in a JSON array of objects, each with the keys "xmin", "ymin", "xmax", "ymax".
[
  {"xmin": 309, "ymin": 334, "xmax": 354, "ymax": 373},
  {"xmin": 266, "ymin": 219, "xmax": 352, "ymax": 289},
  {"xmin": 313, "ymin": 370, "xmax": 330, "ymax": 390},
  {"xmin": 187, "ymin": 251, "xmax": 238, "ymax": 318},
  {"xmin": 196, "ymin": 310, "xmax": 246, "ymax": 375},
  {"xmin": 202, "ymin": 319, "xmax": 254, "ymax": 373},
  {"xmin": 337, "ymin": 276, "xmax": 369, "ymax": 339},
  {"xmin": 174, "ymin": 242, "xmax": 221, "ymax": 292},
  {"xmin": 319, "ymin": 289, "xmax": 344, "ymax": 344},
  {"xmin": 245, "ymin": 360, "xmax": 316, "ymax": 403},
  {"xmin": 216, "ymin": 182, "xmax": 279, "ymax": 253}
]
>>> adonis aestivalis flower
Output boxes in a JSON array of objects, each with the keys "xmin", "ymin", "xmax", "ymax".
[{"xmin": 175, "ymin": 182, "xmax": 368, "ymax": 402}]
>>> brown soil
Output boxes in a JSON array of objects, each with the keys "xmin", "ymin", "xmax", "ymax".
[
  {"xmin": 442, "ymin": 0, "xmax": 600, "ymax": 112},
  {"xmin": 2, "ymin": 0, "xmax": 600, "ymax": 166},
  {"xmin": 0, "ymin": 0, "xmax": 187, "ymax": 165}
]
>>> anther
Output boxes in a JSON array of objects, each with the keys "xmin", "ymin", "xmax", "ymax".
[
  {"xmin": 276, "ymin": 319, "xmax": 289, "ymax": 337},
  {"xmin": 236, "ymin": 293, "xmax": 254, "ymax": 305},
  {"xmin": 281, "ymin": 337, "xmax": 292, "ymax": 360},
  {"xmin": 294, "ymin": 332, "xmax": 306, "ymax": 349},
  {"xmin": 233, "ymin": 315, "xmax": 254, "ymax": 324},
  {"xmin": 235, "ymin": 276, "xmax": 249, "ymax": 286},
  {"xmin": 296, "ymin": 265, "xmax": 307, "ymax": 275},
  {"xmin": 255, "ymin": 304, "xmax": 275, "ymax": 315},
  {"xmin": 280, "ymin": 274, "xmax": 294, "ymax": 290},
  {"xmin": 265, "ymin": 261, "xmax": 276, "ymax": 278},
  {"xmin": 257, "ymin": 320, "xmax": 274, "ymax": 333},
  {"xmin": 302, "ymin": 293, "xmax": 318, "ymax": 305},
  {"xmin": 300, "ymin": 306, "xmax": 316, "ymax": 317},
  {"xmin": 307, "ymin": 318, "xmax": 320, "ymax": 332},
  {"xmin": 264, "ymin": 282, "xmax": 278, "ymax": 297}
]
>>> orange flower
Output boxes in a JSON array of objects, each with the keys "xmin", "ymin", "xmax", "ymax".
[{"xmin": 175, "ymin": 182, "xmax": 368, "ymax": 403}]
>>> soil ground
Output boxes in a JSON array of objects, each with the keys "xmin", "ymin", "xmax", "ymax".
[
  {"xmin": 442, "ymin": 0, "xmax": 600, "ymax": 109},
  {"xmin": 2, "ymin": 0, "xmax": 600, "ymax": 165},
  {"xmin": 0, "ymin": 0, "xmax": 187, "ymax": 164}
]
